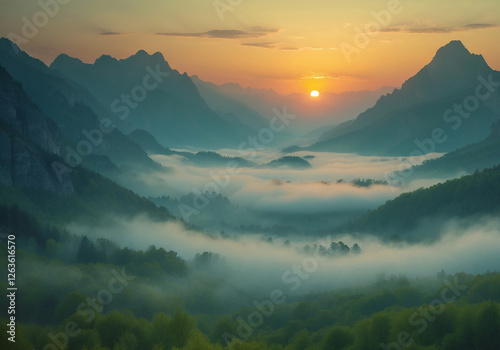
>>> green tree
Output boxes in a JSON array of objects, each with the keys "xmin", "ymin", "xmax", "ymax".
[
  {"xmin": 368, "ymin": 314, "xmax": 391, "ymax": 348},
  {"xmin": 168, "ymin": 308, "xmax": 195, "ymax": 348},
  {"xmin": 54, "ymin": 291, "xmax": 86, "ymax": 324},
  {"xmin": 323, "ymin": 326, "xmax": 354, "ymax": 350},
  {"xmin": 211, "ymin": 316, "xmax": 237, "ymax": 344},
  {"xmin": 291, "ymin": 329, "xmax": 310, "ymax": 350},
  {"xmin": 474, "ymin": 301, "xmax": 500, "ymax": 350},
  {"xmin": 115, "ymin": 331, "xmax": 138, "ymax": 350},
  {"xmin": 151, "ymin": 313, "xmax": 171, "ymax": 349}
]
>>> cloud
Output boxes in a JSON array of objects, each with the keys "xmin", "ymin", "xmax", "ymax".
[
  {"xmin": 381, "ymin": 22, "xmax": 498, "ymax": 34},
  {"xmin": 302, "ymin": 46, "xmax": 325, "ymax": 51},
  {"xmin": 279, "ymin": 46, "xmax": 337, "ymax": 51},
  {"xmin": 98, "ymin": 29, "xmax": 135, "ymax": 36},
  {"xmin": 300, "ymin": 72, "xmax": 361, "ymax": 80},
  {"xmin": 242, "ymin": 42, "xmax": 276, "ymax": 49},
  {"xmin": 157, "ymin": 27, "xmax": 278, "ymax": 39},
  {"xmin": 461, "ymin": 23, "xmax": 496, "ymax": 30},
  {"xmin": 250, "ymin": 26, "xmax": 279, "ymax": 34}
]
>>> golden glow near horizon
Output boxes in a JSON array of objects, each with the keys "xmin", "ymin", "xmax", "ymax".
[
  {"xmin": 311, "ymin": 90, "xmax": 320, "ymax": 97},
  {"xmin": 1, "ymin": 0, "xmax": 499, "ymax": 94}
]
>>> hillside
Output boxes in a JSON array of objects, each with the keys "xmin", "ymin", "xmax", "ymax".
[
  {"xmin": 345, "ymin": 165, "xmax": 500, "ymax": 240},
  {"xmin": 408, "ymin": 120, "xmax": 500, "ymax": 179}
]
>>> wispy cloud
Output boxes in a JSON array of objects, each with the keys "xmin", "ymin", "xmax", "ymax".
[
  {"xmin": 157, "ymin": 27, "xmax": 278, "ymax": 39},
  {"xmin": 382, "ymin": 22, "xmax": 498, "ymax": 34},
  {"xmin": 98, "ymin": 29, "xmax": 136, "ymax": 36},
  {"xmin": 280, "ymin": 46, "xmax": 337, "ymax": 51},
  {"xmin": 250, "ymin": 26, "xmax": 279, "ymax": 34},
  {"xmin": 242, "ymin": 42, "xmax": 276, "ymax": 49},
  {"xmin": 300, "ymin": 73, "xmax": 362, "ymax": 81},
  {"xmin": 461, "ymin": 23, "xmax": 496, "ymax": 30}
]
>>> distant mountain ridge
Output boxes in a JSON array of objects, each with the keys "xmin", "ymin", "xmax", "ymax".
[
  {"xmin": 309, "ymin": 41, "xmax": 500, "ymax": 155},
  {"xmin": 191, "ymin": 75, "xmax": 269, "ymax": 131},
  {"xmin": 215, "ymin": 81, "xmax": 394, "ymax": 131},
  {"xmin": 51, "ymin": 49, "xmax": 255, "ymax": 149}
]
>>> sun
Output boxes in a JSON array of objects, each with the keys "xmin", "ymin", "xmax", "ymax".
[{"xmin": 310, "ymin": 90, "xmax": 320, "ymax": 97}]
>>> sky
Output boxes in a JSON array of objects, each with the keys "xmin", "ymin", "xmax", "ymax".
[{"xmin": 1, "ymin": 0, "xmax": 500, "ymax": 94}]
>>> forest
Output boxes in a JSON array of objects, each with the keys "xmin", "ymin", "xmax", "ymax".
[{"xmin": 1, "ymin": 203, "xmax": 499, "ymax": 350}]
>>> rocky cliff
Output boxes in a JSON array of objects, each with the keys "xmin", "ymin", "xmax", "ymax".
[{"xmin": 0, "ymin": 65, "xmax": 73, "ymax": 194}]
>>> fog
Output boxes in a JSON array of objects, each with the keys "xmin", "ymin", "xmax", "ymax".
[
  {"xmin": 119, "ymin": 151, "xmax": 444, "ymax": 214},
  {"xmin": 67, "ymin": 215, "xmax": 500, "ymax": 296}
]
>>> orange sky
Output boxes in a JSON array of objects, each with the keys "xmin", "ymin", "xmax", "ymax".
[{"xmin": 1, "ymin": 0, "xmax": 499, "ymax": 94}]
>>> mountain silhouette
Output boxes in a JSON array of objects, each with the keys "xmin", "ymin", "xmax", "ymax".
[{"xmin": 51, "ymin": 49, "xmax": 253, "ymax": 149}]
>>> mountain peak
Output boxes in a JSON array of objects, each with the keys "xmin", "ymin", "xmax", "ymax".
[
  {"xmin": 94, "ymin": 54, "xmax": 118, "ymax": 66},
  {"xmin": 124, "ymin": 49, "xmax": 170, "ymax": 69},
  {"xmin": 134, "ymin": 49, "xmax": 149, "ymax": 57},
  {"xmin": 428, "ymin": 40, "xmax": 489, "ymax": 71},
  {"xmin": 152, "ymin": 51, "xmax": 165, "ymax": 61},
  {"xmin": 52, "ymin": 53, "xmax": 85, "ymax": 68},
  {"xmin": 397, "ymin": 40, "xmax": 492, "ymax": 95},
  {"xmin": 130, "ymin": 49, "xmax": 163, "ymax": 61},
  {"xmin": 0, "ymin": 37, "xmax": 20, "ymax": 55},
  {"xmin": 432, "ymin": 40, "xmax": 470, "ymax": 61}
]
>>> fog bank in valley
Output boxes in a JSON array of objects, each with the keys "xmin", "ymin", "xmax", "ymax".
[{"xmin": 67, "ymin": 215, "xmax": 500, "ymax": 295}]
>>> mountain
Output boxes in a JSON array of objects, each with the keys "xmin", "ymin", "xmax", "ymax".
[
  {"xmin": 309, "ymin": 41, "xmax": 500, "ymax": 155},
  {"xmin": 50, "ymin": 50, "xmax": 252, "ymax": 149},
  {"xmin": 193, "ymin": 76, "xmax": 393, "ymax": 147},
  {"xmin": 191, "ymin": 75, "xmax": 269, "ymax": 131},
  {"xmin": 344, "ymin": 165, "xmax": 500, "ymax": 241},
  {"xmin": 407, "ymin": 120, "xmax": 500, "ymax": 179},
  {"xmin": 0, "ymin": 38, "xmax": 159, "ymax": 174},
  {"xmin": 216, "ymin": 82, "xmax": 394, "ymax": 130},
  {"xmin": 0, "ymin": 65, "xmax": 73, "ymax": 194},
  {"xmin": 127, "ymin": 129, "xmax": 176, "ymax": 156}
]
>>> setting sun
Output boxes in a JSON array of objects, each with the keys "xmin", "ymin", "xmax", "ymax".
[{"xmin": 310, "ymin": 90, "xmax": 320, "ymax": 97}]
